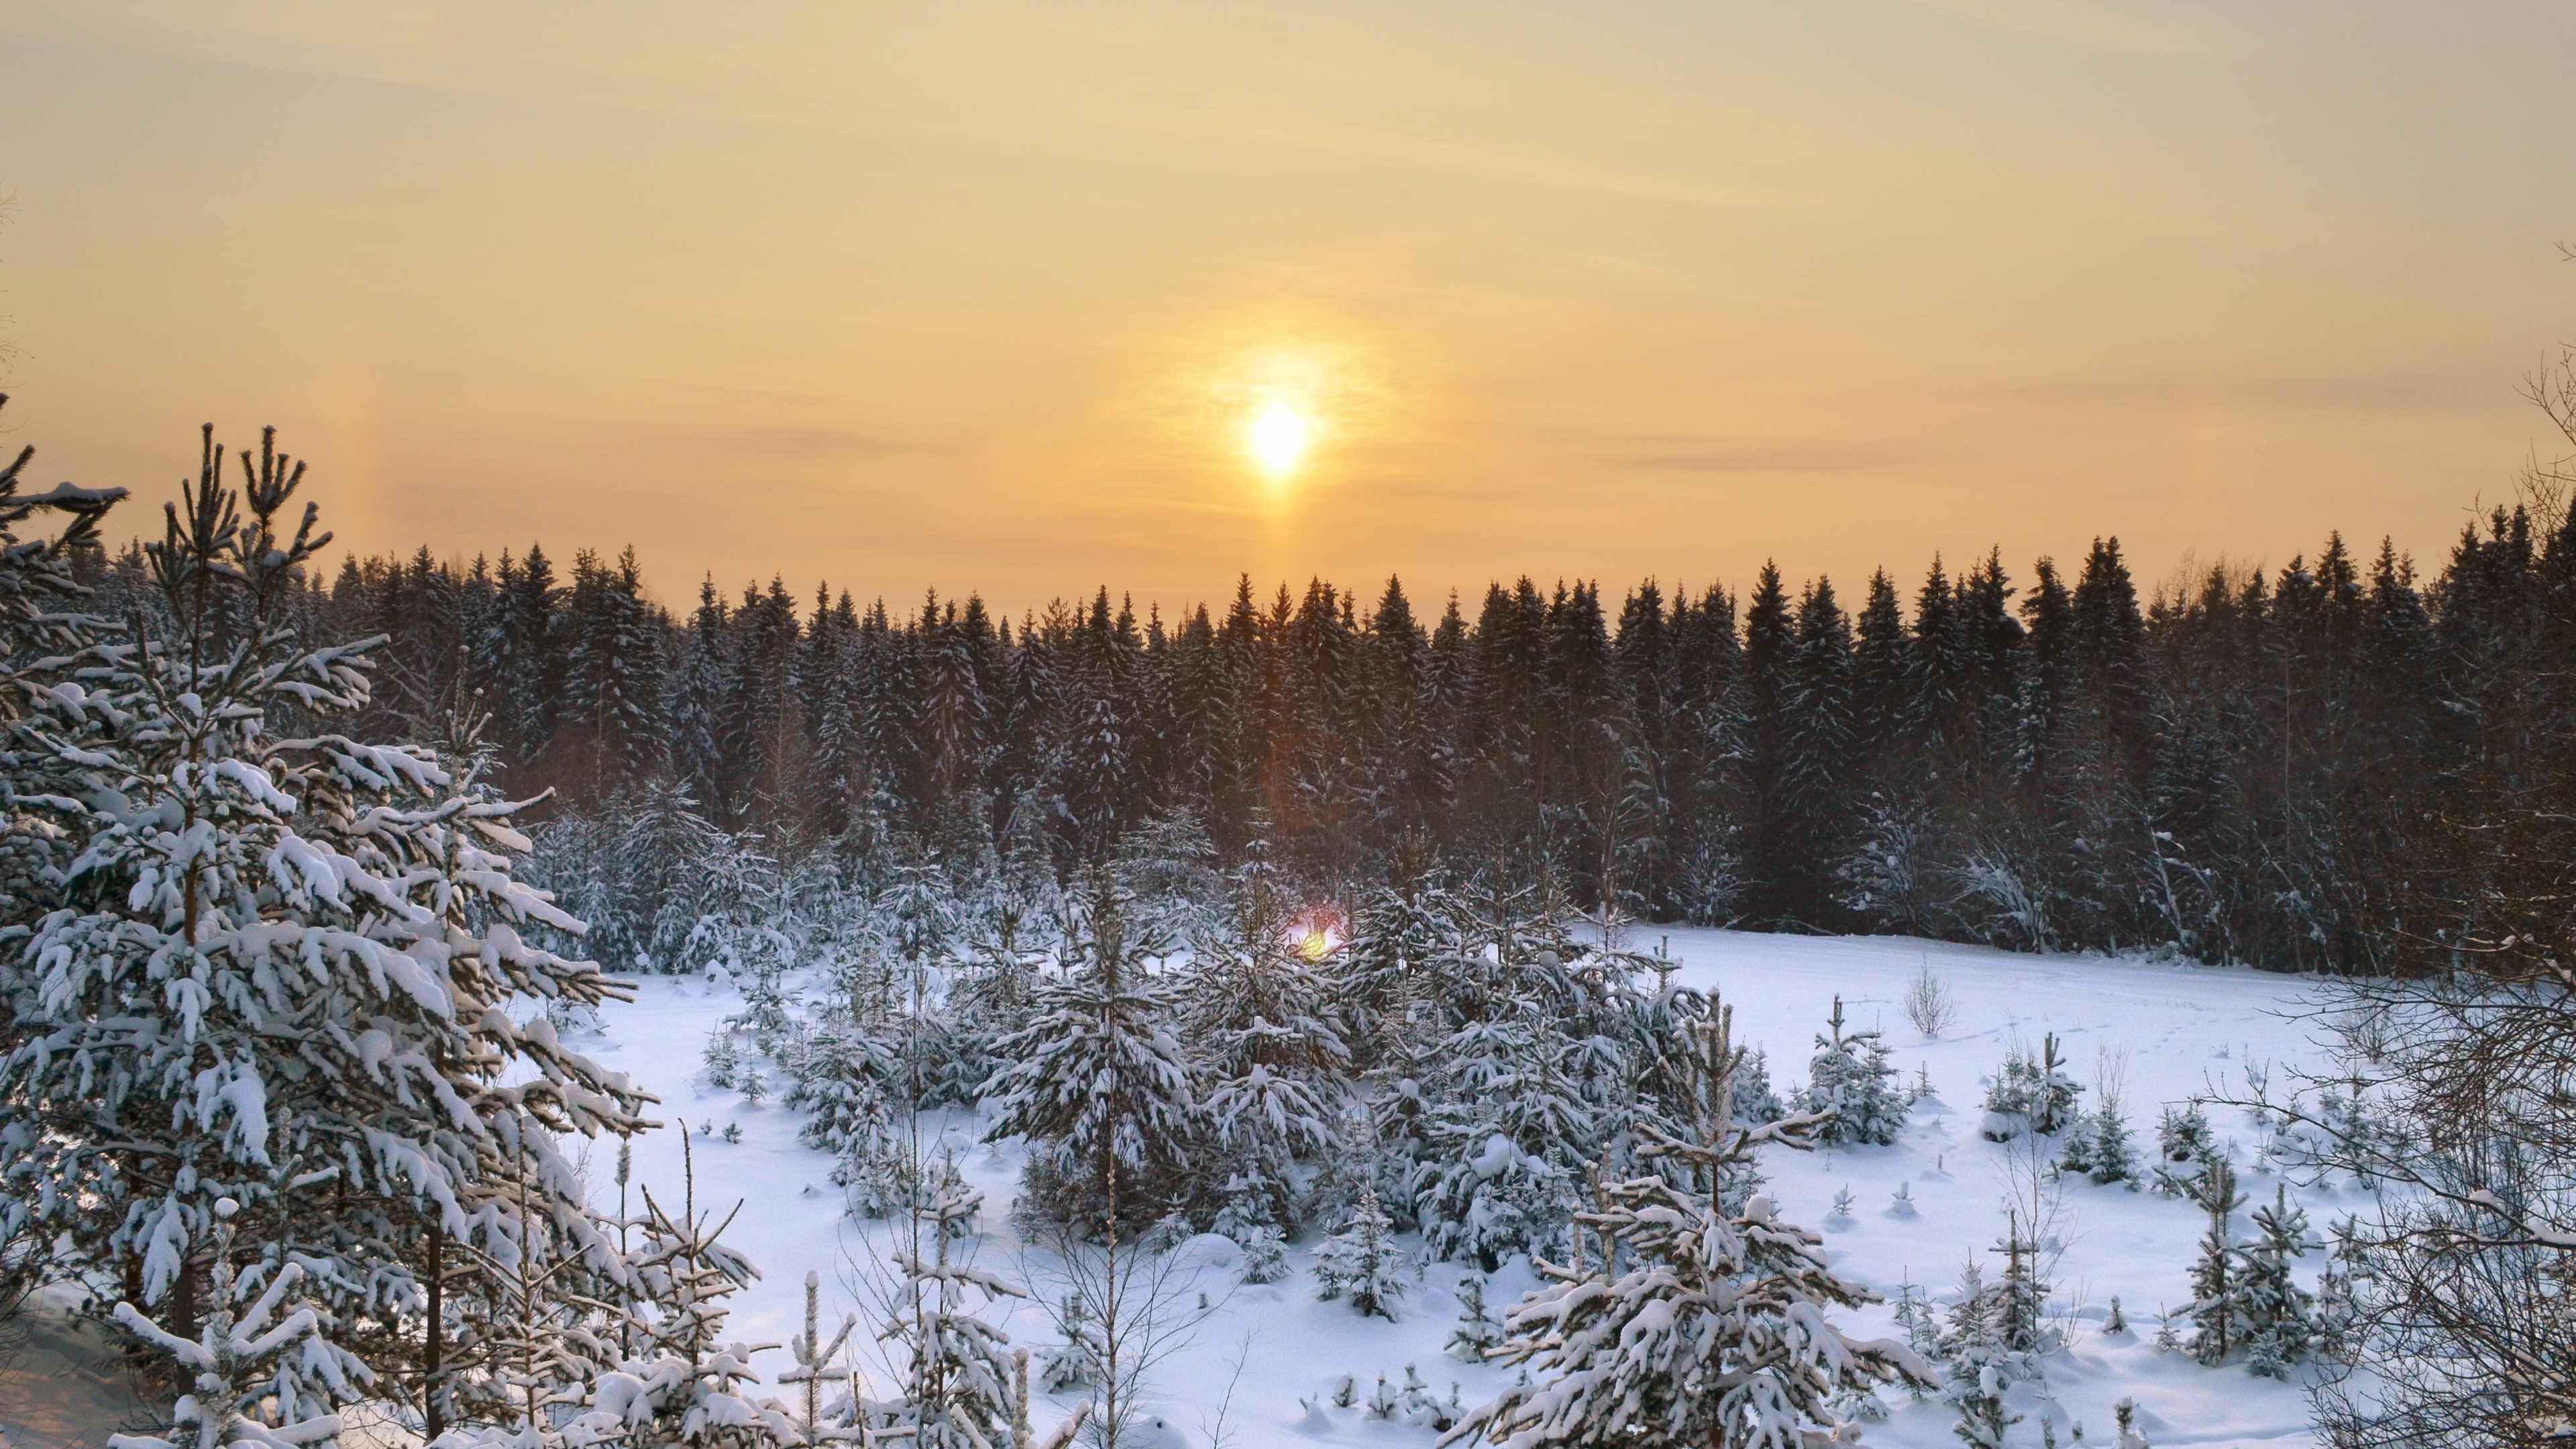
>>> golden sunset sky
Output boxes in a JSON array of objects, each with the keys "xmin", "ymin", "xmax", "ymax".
[{"xmin": 2, "ymin": 1, "xmax": 2569, "ymax": 616}]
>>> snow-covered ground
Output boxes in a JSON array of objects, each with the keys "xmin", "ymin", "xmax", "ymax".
[{"xmin": 591, "ymin": 930, "xmax": 2344, "ymax": 1449}]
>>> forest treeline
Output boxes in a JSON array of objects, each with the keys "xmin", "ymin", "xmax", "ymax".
[{"xmin": 75, "ymin": 490, "xmax": 2576, "ymax": 974}]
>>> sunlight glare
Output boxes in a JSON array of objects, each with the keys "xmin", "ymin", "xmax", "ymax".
[{"xmin": 1250, "ymin": 402, "xmax": 1309, "ymax": 478}]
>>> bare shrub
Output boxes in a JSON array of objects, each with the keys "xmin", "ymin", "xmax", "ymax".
[{"xmin": 1902, "ymin": 958, "xmax": 1957, "ymax": 1038}]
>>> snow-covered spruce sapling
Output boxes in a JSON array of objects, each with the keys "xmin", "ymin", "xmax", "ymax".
[
  {"xmin": 1981, "ymin": 1040, "xmax": 2039, "ymax": 1141},
  {"xmin": 1980, "ymin": 1033, "xmax": 2083, "ymax": 1140},
  {"xmin": 2057, "ymin": 1113, "xmax": 2096, "ymax": 1176},
  {"xmin": 1392, "ymin": 1366, "xmax": 1461, "ymax": 1432},
  {"xmin": 706, "ymin": 1029, "xmax": 743, "ymax": 1087},
  {"xmin": 1446, "ymin": 996, "xmax": 1931, "ymax": 1449},
  {"xmin": 2114, "ymin": 1397, "xmax": 2150, "ymax": 1449},
  {"xmin": 1796, "ymin": 996, "xmax": 1908, "ymax": 1146},
  {"xmin": 2104, "ymin": 1295, "xmax": 2127, "ymax": 1335},
  {"xmin": 1238, "ymin": 1226, "xmax": 1289, "ymax": 1285},
  {"xmin": 596, "ymin": 1126, "xmax": 805, "ymax": 1449},
  {"xmin": 2186, "ymin": 1157, "xmax": 2251, "ymax": 1364},
  {"xmin": 1367, "ymin": 1374, "xmax": 1399, "ymax": 1419},
  {"xmin": 873, "ymin": 1171, "xmax": 1026, "ymax": 1449},
  {"xmin": 781, "ymin": 1270, "xmax": 860, "ymax": 1444},
  {"xmin": 1446, "ymin": 1276, "xmax": 1504, "ymax": 1362},
  {"xmin": 1732, "ymin": 1046, "xmax": 1786, "ymax": 1125},
  {"xmin": 2090, "ymin": 1087, "xmax": 2139, "ymax": 1187},
  {"xmin": 2153, "ymin": 1104, "xmax": 2216, "ymax": 1196},
  {"xmin": 1940, "ymin": 1260, "xmax": 2023, "ymax": 1449},
  {"xmin": 108, "ymin": 1198, "xmax": 365, "ymax": 1449},
  {"xmin": 1889, "ymin": 1182, "xmax": 1919, "ymax": 1216},
  {"xmin": 1316, "ymin": 1190, "xmax": 1407, "ymax": 1319},
  {"xmin": 1889, "ymin": 1274, "xmax": 1937, "ymax": 1393},
  {"xmin": 1829, "ymin": 1186, "xmax": 1857, "ymax": 1220},
  {"xmin": 1036, "ymin": 1295, "xmax": 1102, "ymax": 1393},
  {"xmin": 979, "ymin": 872, "xmax": 1195, "ymax": 1230},
  {"xmin": 1990, "ymin": 1211, "xmax": 2049, "ymax": 1354},
  {"xmin": 2237, "ymin": 1185, "xmax": 2318, "ymax": 1375},
  {"xmin": 2033, "ymin": 1034, "xmax": 2084, "ymax": 1134}
]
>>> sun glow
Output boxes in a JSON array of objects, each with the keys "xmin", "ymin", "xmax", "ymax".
[{"xmin": 1249, "ymin": 402, "xmax": 1309, "ymax": 478}]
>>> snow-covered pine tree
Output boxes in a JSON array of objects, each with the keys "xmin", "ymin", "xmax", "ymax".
[
  {"xmin": 2237, "ymin": 1185, "xmax": 2316, "ymax": 1376},
  {"xmin": 780, "ymin": 1271, "xmax": 860, "ymax": 1444},
  {"xmin": 1446, "ymin": 1275, "xmax": 1504, "ymax": 1362},
  {"xmin": 107, "ymin": 1197, "xmax": 366, "ymax": 1449},
  {"xmin": 436, "ymin": 1134, "xmax": 648, "ymax": 1442},
  {"xmin": 2153, "ymin": 1104, "xmax": 2215, "ymax": 1196},
  {"xmin": 1034, "ymin": 1294, "xmax": 1102, "ymax": 1394},
  {"xmin": 1982, "ymin": 1034, "xmax": 2082, "ymax": 1144},
  {"xmin": 598, "ymin": 1126, "xmax": 802, "ymax": 1448},
  {"xmin": 2029, "ymin": 1033, "xmax": 2082, "ymax": 1134},
  {"xmin": 0, "ymin": 430, "xmax": 653, "ymax": 1436},
  {"xmin": 981, "ymin": 871, "xmax": 1195, "ymax": 1230},
  {"xmin": 873, "ymin": 1169, "xmax": 1024, "ymax": 1449},
  {"xmin": 1237, "ymin": 1225, "xmax": 1289, "ymax": 1285},
  {"xmin": 1187, "ymin": 856, "xmax": 1351, "ymax": 1234},
  {"xmin": 1990, "ymin": 1212, "xmax": 2048, "ymax": 1354},
  {"xmin": 1314, "ymin": 1189, "xmax": 1407, "ymax": 1320},
  {"xmin": 1937, "ymin": 1260, "xmax": 2022, "ymax": 1449},
  {"xmin": 1731, "ymin": 1046, "xmax": 1786, "ymax": 1125},
  {"xmin": 1794, "ymin": 995, "xmax": 1907, "ymax": 1146},
  {"xmin": 2185, "ymin": 1157, "xmax": 2251, "ymax": 1365},
  {"xmin": 2112, "ymin": 1396, "xmax": 2150, "ymax": 1449},
  {"xmin": 2090, "ymin": 1084, "xmax": 2139, "ymax": 1186},
  {"xmin": 1446, "ymin": 996, "xmax": 1930, "ymax": 1449},
  {"xmin": 2057, "ymin": 1112, "xmax": 2096, "ymax": 1176},
  {"xmin": 1408, "ymin": 1009, "xmax": 1591, "ymax": 1270},
  {"xmin": 0, "ymin": 405, "xmax": 125, "ymax": 930}
]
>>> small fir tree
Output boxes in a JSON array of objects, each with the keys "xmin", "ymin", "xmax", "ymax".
[
  {"xmin": 2184, "ymin": 1157, "xmax": 2251, "ymax": 1364},
  {"xmin": 2089, "ymin": 1087, "xmax": 2139, "ymax": 1187},
  {"xmin": 1794, "ymin": 996, "xmax": 1907, "ymax": 1146},
  {"xmin": 1316, "ymin": 1190, "xmax": 1407, "ymax": 1320},
  {"xmin": 1939, "ymin": 1260, "xmax": 2021, "ymax": 1449},
  {"xmin": 2237, "ymin": 1185, "xmax": 2317, "ymax": 1371},
  {"xmin": 1446, "ymin": 996, "xmax": 1931, "ymax": 1449},
  {"xmin": 1446, "ymin": 1276, "xmax": 1505, "ymax": 1362},
  {"xmin": 109, "ymin": 1197, "xmax": 366, "ymax": 1449}
]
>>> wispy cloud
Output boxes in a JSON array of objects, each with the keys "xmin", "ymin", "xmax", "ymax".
[
  {"xmin": 1879, "ymin": 0, "xmax": 2220, "ymax": 56},
  {"xmin": 1603, "ymin": 438, "xmax": 1902, "ymax": 473}
]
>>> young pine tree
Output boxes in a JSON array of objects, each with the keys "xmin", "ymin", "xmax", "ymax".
[
  {"xmin": 980, "ymin": 873, "xmax": 1196, "ymax": 1230},
  {"xmin": 1316, "ymin": 1190, "xmax": 1407, "ymax": 1320},
  {"xmin": 2238, "ymin": 1185, "xmax": 2318, "ymax": 1377},
  {"xmin": 876, "ymin": 1170, "xmax": 1024, "ymax": 1449},
  {"xmin": 109, "ymin": 1197, "xmax": 366, "ymax": 1449},
  {"xmin": 1794, "ymin": 994, "xmax": 1907, "ymax": 1146},
  {"xmin": 1938, "ymin": 1260, "xmax": 2022, "ymax": 1449},
  {"xmin": 1446, "ymin": 1276, "xmax": 1505, "ymax": 1362},
  {"xmin": 1448, "ymin": 997, "xmax": 1931, "ymax": 1449},
  {"xmin": 2185, "ymin": 1157, "xmax": 2251, "ymax": 1365}
]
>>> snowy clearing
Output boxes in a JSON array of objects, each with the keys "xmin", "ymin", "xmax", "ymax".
[{"xmin": 589, "ymin": 930, "xmax": 2339, "ymax": 1449}]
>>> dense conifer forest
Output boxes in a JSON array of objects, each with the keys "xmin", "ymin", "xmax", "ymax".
[{"xmin": 74, "ymin": 492, "xmax": 2572, "ymax": 975}]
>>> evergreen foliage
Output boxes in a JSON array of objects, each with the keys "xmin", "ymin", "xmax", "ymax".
[
  {"xmin": 1445, "ymin": 997, "xmax": 1930, "ymax": 1449},
  {"xmin": 1793, "ymin": 995, "xmax": 1907, "ymax": 1146},
  {"xmin": 1313, "ymin": 1190, "xmax": 1407, "ymax": 1320}
]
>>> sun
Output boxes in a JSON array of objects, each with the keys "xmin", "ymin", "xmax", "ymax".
[{"xmin": 1249, "ymin": 402, "xmax": 1309, "ymax": 478}]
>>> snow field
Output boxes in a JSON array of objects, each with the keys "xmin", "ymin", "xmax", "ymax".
[{"xmin": 587, "ymin": 930, "xmax": 2341, "ymax": 1449}]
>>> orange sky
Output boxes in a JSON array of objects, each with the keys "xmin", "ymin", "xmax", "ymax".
[{"xmin": 2, "ymin": 1, "xmax": 2570, "ymax": 618}]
